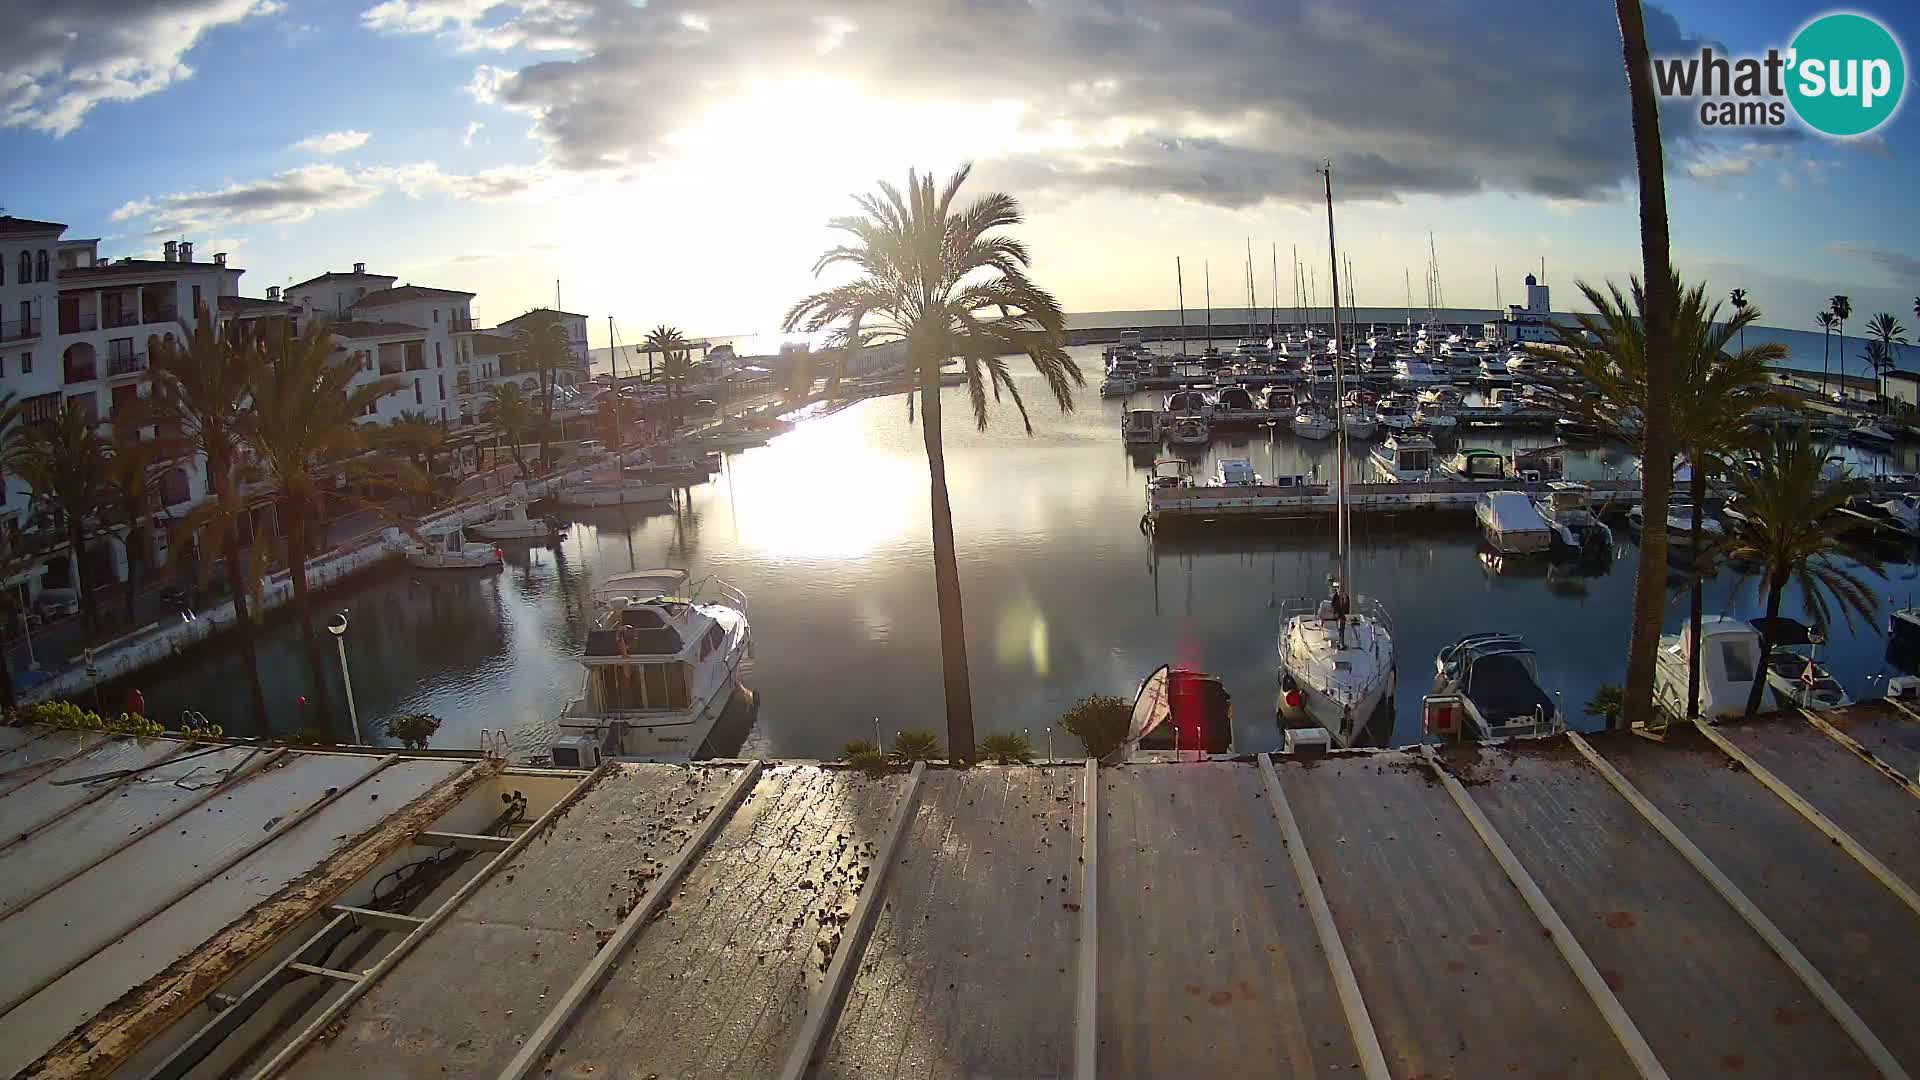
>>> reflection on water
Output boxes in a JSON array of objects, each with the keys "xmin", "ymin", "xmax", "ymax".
[{"xmin": 126, "ymin": 346, "xmax": 1920, "ymax": 757}]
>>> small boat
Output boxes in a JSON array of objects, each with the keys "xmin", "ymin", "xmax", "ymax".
[
  {"xmin": 1341, "ymin": 410, "xmax": 1378, "ymax": 441},
  {"xmin": 1262, "ymin": 387, "xmax": 1297, "ymax": 413},
  {"xmin": 1277, "ymin": 587, "xmax": 1396, "ymax": 748},
  {"xmin": 1653, "ymin": 616, "xmax": 1776, "ymax": 720},
  {"xmin": 1210, "ymin": 457, "xmax": 1261, "ymax": 487},
  {"xmin": 699, "ymin": 428, "xmax": 774, "ymax": 451},
  {"xmin": 1374, "ymin": 394, "xmax": 1417, "ymax": 433},
  {"xmin": 1292, "ymin": 403, "xmax": 1335, "ymax": 441},
  {"xmin": 467, "ymin": 500, "xmax": 563, "ymax": 541},
  {"xmin": 1751, "ymin": 617, "xmax": 1852, "ymax": 710},
  {"xmin": 1484, "ymin": 387, "xmax": 1527, "ymax": 413},
  {"xmin": 622, "ymin": 446, "xmax": 720, "ymax": 484},
  {"xmin": 1535, "ymin": 481, "xmax": 1613, "ymax": 553},
  {"xmin": 1167, "ymin": 415, "xmax": 1210, "ymax": 446},
  {"xmin": 556, "ymin": 478, "xmax": 675, "ymax": 507},
  {"xmin": 1836, "ymin": 495, "xmax": 1918, "ymax": 543},
  {"xmin": 1394, "ymin": 358, "xmax": 1452, "ymax": 385},
  {"xmin": 1627, "ymin": 502, "xmax": 1724, "ymax": 541},
  {"xmin": 1122, "ymin": 408, "xmax": 1163, "ymax": 444},
  {"xmin": 1215, "ymin": 386, "xmax": 1258, "ymax": 414},
  {"xmin": 1165, "ymin": 389, "xmax": 1213, "ymax": 417},
  {"xmin": 1414, "ymin": 401, "xmax": 1458, "ymax": 434},
  {"xmin": 404, "ymin": 526, "xmax": 503, "ymax": 570},
  {"xmin": 1878, "ymin": 491, "xmax": 1920, "ymax": 533},
  {"xmin": 1414, "ymin": 386, "xmax": 1462, "ymax": 408},
  {"xmin": 1555, "ymin": 417, "xmax": 1601, "ymax": 440},
  {"xmin": 1441, "ymin": 447, "xmax": 1509, "ymax": 483},
  {"xmin": 554, "ymin": 569, "xmax": 752, "ymax": 761},
  {"xmin": 1110, "ymin": 664, "xmax": 1235, "ymax": 760},
  {"xmin": 1148, "ymin": 458, "xmax": 1194, "ymax": 490},
  {"xmin": 1369, "ymin": 431, "xmax": 1438, "ymax": 482},
  {"xmin": 1428, "ymin": 633, "xmax": 1564, "ymax": 740},
  {"xmin": 1845, "ymin": 418, "xmax": 1897, "ymax": 447},
  {"xmin": 1510, "ymin": 445, "xmax": 1566, "ymax": 483},
  {"xmin": 1477, "ymin": 490, "xmax": 1554, "ymax": 554},
  {"xmin": 1100, "ymin": 372, "xmax": 1137, "ymax": 397}
]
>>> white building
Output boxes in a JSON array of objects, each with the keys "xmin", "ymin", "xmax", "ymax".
[
  {"xmin": 281, "ymin": 269, "xmax": 478, "ymax": 425},
  {"xmin": 1484, "ymin": 272, "xmax": 1565, "ymax": 346}
]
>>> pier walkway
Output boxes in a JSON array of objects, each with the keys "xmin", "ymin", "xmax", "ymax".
[{"xmin": 10, "ymin": 701, "xmax": 1916, "ymax": 1079}]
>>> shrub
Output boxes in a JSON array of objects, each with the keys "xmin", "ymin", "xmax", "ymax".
[
  {"xmin": 1060, "ymin": 694, "xmax": 1130, "ymax": 759},
  {"xmin": 1584, "ymin": 684, "xmax": 1624, "ymax": 725},
  {"xmin": 844, "ymin": 748, "xmax": 890, "ymax": 775},
  {"xmin": 889, "ymin": 729, "xmax": 941, "ymax": 763},
  {"xmin": 979, "ymin": 731, "xmax": 1034, "ymax": 765},
  {"xmin": 12, "ymin": 700, "xmax": 165, "ymax": 738},
  {"xmin": 839, "ymin": 739, "xmax": 879, "ymax": 761},
  {"xmin": 383, "ymin": 712, "xmax": 444, "ymax": 750}
]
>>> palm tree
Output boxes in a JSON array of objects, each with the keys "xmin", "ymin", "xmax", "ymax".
[
  {"xmin": 1912, "ymin": 296, "xmax": 1918, "ymax": 325},
  {"xmin": 144, "ymin": 304, "xmax": 270, "ymax": 728},
  {"xmin": 642, "ymin": 325, "xmax": 692, "ymax": 427},
  {"xmin": 385, "ymin": 410, "xmax": 448, "ymax": 505},
  {"xmin": 512, "ymin": 312, "xmax": 571, "ymax": 471},
  {"xmin": 1610, "ymin": 0, "xmax": 1681, "ymax": 730},
  {"xmin": 101, "ymin": 420, "xmax": 172, "ymax": 626},
  {"xmin": 1865, "ymin": 312, "xmax": 1909, "ymax": 412},
  {"xmin": 246, "ymin": 320, "xmax": 406, "ymax": 727},
  {"xmin": 1721, "ymin": 428, "xmax": 1882, "ymax": 718},
  {"xmin": 1729, "ymin": 287, "xmax": 1748, "ymax": 353},
  {"xmin": 486, "ymin": 383, "xmax": 536, "ymax": 479},
  {"xmin": 1830, "ymin": 294, "xmax": 1852, "ymax": 399},
  {"xmin": 1816, "ymin": 310, "xmax": 1840, "ymax": 396},
  {"xmin": 5, "ymin": 403, "xmax": 110, "ymax": 636},
  {"xmin": 786, "ymin": 166, "xmax": 1082, "ymax": 760}
]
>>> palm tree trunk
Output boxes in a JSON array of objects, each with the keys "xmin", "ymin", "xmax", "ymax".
[
  {"xmin": 122, "ymin": 517, "xmax": 140, "ymax": 625},
  {"xmin": 1616, "ymin": 0, "xmax": 1678, "ymax": 731},
  {"xmin": 216, "ymin": 474, "xmax": 270, "ymax": 730},
  {"xmin": 70, "ymin": 518, "xmax": 98, "ymax": 636},
  {"xmin": 917, "ymin": 354, "xmax": 977, "ymax": 762},
  {"xmin": 539, "ymin": 392, "xmax": 553, "ymax": 476},
  {"xmin": 284, "ymin": 496, "xmax": 334, "ymax": 727},
  {"xmin": 1743, "ymin": 577, "xmax": 1785, "ymax": 718},
  {"xmin": 1822, "ymin": 328, "xmax": 1830, "ymax": 396},
  {"xmin": 1684, "ymin": 453, "xmax": 1706, "ymax": 718}
]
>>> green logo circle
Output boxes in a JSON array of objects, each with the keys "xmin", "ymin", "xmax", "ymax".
[{"xmin": 1788, "ymin": 13, "xmax": 1905, "ymax": 136}]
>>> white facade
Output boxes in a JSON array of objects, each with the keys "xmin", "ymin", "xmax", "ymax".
[
  {"xmin": 344, "ymin": 286, "xmax": 474, "ymax": 425},
  {"xmin": 0, "ymin": 218, "xmax": 63, "ymax": 525},
  {"xmin": 1484, "ymin": 272, "xmax": 1562, "ymax": 346},
  {"xmin": 288, "ymin": 265, "xmax": 398, "ymax": 320}
]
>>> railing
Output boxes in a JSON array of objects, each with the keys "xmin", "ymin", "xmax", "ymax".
[
  {"xmin": 103, "ymin": 310, "xmax": 139, "ymax": 329},
  {"xmin": 0, "ymin": 317, "xmax": 40, "ymax": 342},
  {"xmin": 63, "ymin": 363, "xmax": 98, "ymax": 384},
  {"xmin": 144, "ymin": 306, "xmax": 179, "ymax": 325},
  {"xmin": 450, "ymin": 316, "xmax": 474, "ymax": 331},
  {"xmin": 59, "ymin": 313, "xmax": 95, "ymax": 333},
  {"xmin": 108, "ymin": 352, "xmax": 147, "ymax": 377},
  {"xmin": 20, "ymin": 393, "xmax": 60, "ymax": 424}
]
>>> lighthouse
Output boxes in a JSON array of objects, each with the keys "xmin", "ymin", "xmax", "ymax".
[{"xmin": 1524, "ymin": 272, "xmax": 1549, "ymax": 314}]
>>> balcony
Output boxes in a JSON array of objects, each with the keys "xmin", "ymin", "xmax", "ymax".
[
  {"xmin": 0, "ymin": 317, "xmax": 39, "ymax": 342},
  {"xmin": 59, "ymin": 312, "xmax": 96, "ymax": 334},
  {"xmin": 19, "ymin": 393, "xmax": 60, "ymax": 425},
  {"xmin": 144, "ymin": 306, "xmax": 179, "ymax": 325},
  {"xmin": 103, "ymin": 309, "xmax": 140, "ymax": 330},
  {"xmin": 450, "ymin": 316, "xmax": 474, "ymax": 332},
  {"xmin": 63, "ymin": 360, "xmax": 97, "ymax": 385},
  {"xmin": 108, "ymin": 352, "xmax": 148, "ymax": 378}
]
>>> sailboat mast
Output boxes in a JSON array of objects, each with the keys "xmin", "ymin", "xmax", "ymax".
[
  {"xmin": 1176, "ymin": 257, "xmax": 1187, "ymax": 356},
  {"xmin": 1204, "ymin": 262, "xmax": 1212, "ymax": 350},
  {"xmin": 1245, "ymin": 238, "xmax": 1256, "ymax": 336},
  {"xmin": 1270, "ymin": 243, "xmax": 1279, "ymax": 338},
  {"xmin": 1404, "ymin": 268, "xmax": 1413, "ymax": 328},
  {"xmin": 1323, "ymin": 162, "xmax": 1349, "ymax": 587}
]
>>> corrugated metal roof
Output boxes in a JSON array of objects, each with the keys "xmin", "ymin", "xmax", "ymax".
[{"xmin": 225, "ymin": 705, "xmax": 1920, "ymax": 1080}]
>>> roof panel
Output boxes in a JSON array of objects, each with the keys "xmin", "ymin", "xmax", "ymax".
[
  {"xmin": 1455, "ymin": 740, "xmax": 1877, "ymax": 1078},
  {"xmin": 0, "ymin": 735, "xmax": 181, "ymax": 844},
  {"xmin": 820, "ymin": 767, "xmax": 1082, "ymax": 1080},
  {"xmin": 278, "ymin": 762, "xmax": 747, "ymax": 1079},
  {"xmin": 1277, "ymin": 751, "xmax": 1637, "ymax": 1078},
  {"xmin": 1594, "ymin": 725, "xmax": 1920, "ymax": 1075},
  {"xmin": 0, "ymin": 731, "xmax": 108, "ymax": 796}
]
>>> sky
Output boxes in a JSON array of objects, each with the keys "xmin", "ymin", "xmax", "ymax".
[{"xmin": 2, "ymin": 0, "xmax": 1917, "ymax": 351}]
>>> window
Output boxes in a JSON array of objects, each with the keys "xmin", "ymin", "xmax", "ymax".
[
  {"xmin": 436, "ymin": 374, "xmax": 444, "ymax": 399},
  {"xmin": 435, "ymin": 341, "xmax": 442, "ymax": 366},
  {"xmin": 19, "ymin": 352, "xmax": 30, "ymax": 375},
  {"xmin": 413, "ymin": 378, "xmax": 422, "ymax": 405},
  {"xmin": 15, "ymin": 252, "xmax": 28, "ymax": 282},
  {"xmin": 35, "ymin": 250, "xmax": 48, "ymax": 282},
  {"xmin": 190, "ymin": 285, "xmax": 201, "ymax": 315},
  {"xmin": 1718, "ymin": 639, "xmax": 1757, "ymax": 684},
  {"xmin": 432, "ymin": 309, "xmax": 439, "ymax": 323}
]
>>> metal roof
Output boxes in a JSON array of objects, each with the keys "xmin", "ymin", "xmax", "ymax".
[
  {"xmin": 102, "ymin": 703, "xmax": 1915, "ymax": 1080},
  {"xmin": 7, "ymin": 704, "xmax": 1919, "ymax": 1079}
]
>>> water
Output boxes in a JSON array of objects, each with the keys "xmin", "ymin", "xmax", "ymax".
[{"xmin": 123, "ymin": 345, "xmax": 1920, "ymax": 758}]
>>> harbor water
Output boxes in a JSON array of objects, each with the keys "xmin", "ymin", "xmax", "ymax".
[{"xmin": 124, "ymin": 345, "xmax": 1920, "ymax": 757}]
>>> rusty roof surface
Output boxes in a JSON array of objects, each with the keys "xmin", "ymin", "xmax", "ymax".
[{"xmin": 232, "ymin": 705, "xmax": 1920, "ymax": 1080}]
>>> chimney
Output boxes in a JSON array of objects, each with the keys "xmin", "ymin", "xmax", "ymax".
[
  {"xmin": 163, "ymin": 241, "xmax": 178, "ymax": 263},
  {"xmin": 179, "ymin": 241, "xmax": 194, "ymax": 263},
  {"xmin": 214, "ymin": 252, "xmax": 227, "ymax": 267},
  {"xmin": 353, "ymin": 261, "xmax": 366, "ymax": 274},
  {"xmin": 267, "ymin": 286, "xmax": 281, "ymax": 302}
]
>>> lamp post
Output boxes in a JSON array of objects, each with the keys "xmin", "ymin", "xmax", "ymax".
[{"xmin": 328, "ymin": 611, "xmax": 362, "ymax": 744}]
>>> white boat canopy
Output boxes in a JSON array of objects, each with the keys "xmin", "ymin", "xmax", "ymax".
[{"xmin": 594, "ymin": 568, "xmax": 692, "ymax": 604}]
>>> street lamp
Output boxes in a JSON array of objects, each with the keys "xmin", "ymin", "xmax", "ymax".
[{"xmin": 328, "ymin": 611, "xmax": 362, "ymax": 744}]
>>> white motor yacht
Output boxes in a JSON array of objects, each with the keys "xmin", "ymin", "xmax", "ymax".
[
  {"xmin": 1122, "ymin": 408, "xmax": 1163, "ymax": 444},
  {"xmin": 1100, "ymin": 371, "xmax": 1138, "ymax": 397},
  {"xmin": 1428, "ymin": 633, "xmax": 1565, "ymax": 740},
  {"xmin": 1879, "ymin": 491, "xmax": 1920, "ymax": 533},
  {"xmin": 1369, "ymin": 431, "xmax": 1438, "ymax": 482},
  {"xmin": 1394, "ymin": 358, "xmax": 1452, "ymax": 385},
  {"xmin": 1535, "ymin": 481, "xmax": 1614, "ymax": 553},
  {"xmin": 553, "ymin": 569, "xmax": 752, "ymax": 761},
  {"xmin": 1653, "ymin": 616, "xmax": 1776, "ymax": 720},
  {"xmin": 1292, "ymin": 402, "xmax": 1335, "ymax": 440},
  {"xmin": 1846, "ymin": 418, "xmax": 1897, "ymax": 447},
  {"xmin": 1627, "ymin": 502, "xmax": 1724, "ymax": 541},
  {"xmin": 1441, "ymin": 448, "xmax": 1509, "ymax": 482},
  {"xmin": 1374, "ymin": 394, "xmax": 1417, "ymax": 433},
  {"xmin": 467, "ymin": 499, "xmax": 562, "ymax": 542},
  {"xmin": 404, "ymin": 526, "xmax": 503, "ymax": 570},
  {"xmin": 1341, "ymin": 410, "xmax": 1378, "ymax": 441},
  {"xmin": 556, "ymin": 478, "xmax": 674, "ymax": 508},
  {"xmin": 1165, "ymin": 389, "xmax": 1214, "ymax": 418},
  {"xmin": 1415, "ymin": 402, "xmax": 1458, "ymax": 434},
  {"xmin": 1167, "ymin": 415, "xmax": 1210, "ymax": 446},
  {"xmin": 1477, "ymin": 491, "xmax": 1554, "ymax": 554},
  {"xmin": 1210, "ymin": 458, "xmax": 1261, "ymax": 486}
]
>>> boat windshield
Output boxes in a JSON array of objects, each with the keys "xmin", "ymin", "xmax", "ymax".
[{"xmin": 584, "ymin": 661, "xmax": 690, "ymax": 712}]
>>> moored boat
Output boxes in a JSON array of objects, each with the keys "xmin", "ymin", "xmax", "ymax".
[
  {"xmin": 1122, "ymin": 408, "xmax": 1163, "ymax": 444},
  {"xmin": 404, "ymin": 526, "xmax": 503, "ymax": 570},
  {"xmin": 1427, "ymin": 633, "xmax": 1564, "ymax": 740},
  {"xmin": 1476, "ymin": 490, "xmax": 1554, "ymax": 554},
  {"xmin": 467, "ymin": 499, "xmax": 563, "ymax": 541},
  {"xmin": 1369, "ymin": 431, "xmax": 1438, "ymax": 482}
]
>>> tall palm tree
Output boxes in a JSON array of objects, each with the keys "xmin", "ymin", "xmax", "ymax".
[
  {"xmin": 1611, "ymin": 0, "xmax": 1680, "ymax": 730},
  {"xmin": 1816, "ymin": 310, "xmax": 1840, "ymax": 396},
  {"xmin": 101, "ymin": 420, "xmax": 172, "ymax": 626},
  {"xmin": 512, "ymin": 312, "xmax": 571, "ymax": 471},
  {"xmin": 386, "ymin": 410, "xmax": 448, "ymax": 505},
  {"xmin": 643, "ymin": 325, "xmax": 692, "ymax": 428},
  {"xmin": 1729, "ymin": 287, "xmax": 1748, "ymax": 353},
  {"xmin": 486, "ymin": 382, "xmax": 536, "ymax": 479},
  {"xmin": 6, "ymin": 403, "xmax": 110, "ymax": 636},
  {"xmin": 144, "ymin": 304, "xmax": 270, "ymax": 728},
  {"xmin": 1721, "ymin": 428, "xmax": 1882, "ymax": 718},
  {"xmin": 246, "ymin": 320, "xmax": 406, "ymax": 728},
  {"xmin": 786, "ymin": 166, "xmax": 1082, "ymax": 760},
  {"xmin": 1830, "ymin": 294, "xmax": 1852, "ymax": 399},
  {"xmin": 1865, "ymin": 312, "xmax": 1909, "ymax": 412}
]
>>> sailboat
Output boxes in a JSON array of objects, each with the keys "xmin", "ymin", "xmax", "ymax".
[{"xmin": 1277, "ymin": 162, "xmax": 1398, "ymax": 748}]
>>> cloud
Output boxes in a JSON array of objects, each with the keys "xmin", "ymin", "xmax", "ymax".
[
  {"xmin": 377, "ymin": 0, "xmax": 1747, "ymax": 210},
  {"xmin": 1828, "ymin": 243, "xmax": 1920, "ymax": 282},
  {"xmin": 464, "ymin": 120, "xmax": 484, "ymax": 146},
  {"xmin": 0, "ymin": 0, "xmax": 282, "ymax": 136},
  {"xmin": 292, "ymin": 130, "xmax": 371, "ymax": 155},
  {"xmin": 111, "ymin": 160, "xmax": 542, "ymax": 237}
]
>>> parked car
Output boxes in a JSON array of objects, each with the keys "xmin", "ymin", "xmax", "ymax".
[{"xmin": 33, "ymin": 588, "xmax": 78, "ymax": 620}]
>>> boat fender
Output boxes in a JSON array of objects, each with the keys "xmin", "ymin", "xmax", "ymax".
[
  {"xmin": 1138, "ymin": 513, "xmax": 1152, "ymax": 536},
  {"xmin": 1283, "ymin": 688, "xmax": 1302, "ymax": 710}
]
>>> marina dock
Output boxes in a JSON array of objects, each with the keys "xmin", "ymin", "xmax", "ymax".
[
  {"xmin": 7, "ymin": 701, "xmax": 1918, "ymax": 1078},
  {"xmin": 1147, "ymin": 476, "xmax": 1647, "ymax": 527}
]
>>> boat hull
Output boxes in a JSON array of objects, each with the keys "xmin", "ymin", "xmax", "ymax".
[{"xmin": 556, "ymin": 483, "xmax": 674, "ymax": 507}]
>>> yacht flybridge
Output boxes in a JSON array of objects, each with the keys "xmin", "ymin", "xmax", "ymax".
[
  {"xmin": 1277, "ymin": 163, "xmax": 1397, "ymax": 749},
  {"xmin": 552, "ymin": 569, "xmax": 752, "ymax": 762}
]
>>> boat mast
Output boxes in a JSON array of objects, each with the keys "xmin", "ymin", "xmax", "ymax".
[
  {"xmin": 1245, "ymin": 238, "xmax": 1256, "ymax": 338},
  {"xmin": 1270, "ymin": 242, "xmax": 1280, "ymax": 339},
  {"xmin": 1177, "ymin": 257, "xmax": 1187, "ymax": 356},
  {"xmin": 1404, "ymin": 268, "xmax": 1413, "ymax": 329},
  {"xmin": 1323, "ymin": 162, "xmax": 1350, "ymax": 591},
  {"xmin": 1293, "ymin": 244, "xmax": 1303, "ymax": 332},
  {"xmin": 1204, "ymin": 262, "xmax": 1212, "ymax": 350}
]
